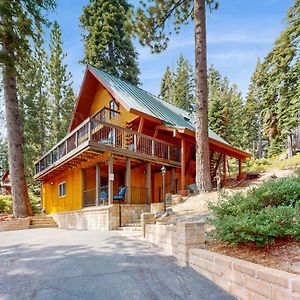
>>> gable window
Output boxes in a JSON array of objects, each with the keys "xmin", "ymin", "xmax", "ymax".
[
  {"xmin": 100, "ymin": 108, "xmax": 106, "ymax": 121},
  {"xmin": 58, "ymin": 182, "xmax": 66, "ymax": 197},
  {"xmin": 109, "ymin": 100, "xmax": 117, "ymax": 119}
]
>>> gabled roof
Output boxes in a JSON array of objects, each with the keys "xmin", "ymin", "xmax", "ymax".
[
  {"xmin": 88, "ymin": 66, "xmax": 229, "ymax": 145},
  {"xmin": 70, "ymin": 65, "xmax": 250, "ymax": 159}
]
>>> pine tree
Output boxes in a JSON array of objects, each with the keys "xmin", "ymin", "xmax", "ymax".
[
  {"xmin": 255, "ymin": 0, "xmax": 300, "ymax": 157},
  {"xmin": 129, "ymin": 0, "xmax": 218, "ymax": 192},
  {"xmin": 160, "ymin": 66, "xmax": 174, "ymax": 103},
  {"xmin": 242, "ymin": 59, "xmax": 262, "ymax": 157},
  {"xmin": 0, "ymin": 0, "xmax": 55, "ymax": 217},
  {"xmin": 17, "ymin": 30, "xmax": 50, "ymax": 185},
  {"xmin": 173, "ymin": 54, "xmax": 194, "ymax": 111},
  {"xmin": 48, "ymin": 21, "xmax": 75, "ymax": 145},
  {"xmin": 80, "ymin": 0, "xmax": 140, "ymax": 85}
]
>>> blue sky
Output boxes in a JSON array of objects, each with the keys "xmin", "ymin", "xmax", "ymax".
[{"xmin": 47, "ymin": 0, "xmax": 294, "ymax": 98}]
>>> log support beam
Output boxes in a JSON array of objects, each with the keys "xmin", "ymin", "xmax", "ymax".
[
  {"xmin": 125, "ymin": 158, "xmax": 131, "ymax": 203},
  {"xmin": 146, "ymin": 162, "xmax": 151, "ymax": 204},
  {"xmin": 108, "ymin": 156, "xmax": 114, "ymax": 205}
]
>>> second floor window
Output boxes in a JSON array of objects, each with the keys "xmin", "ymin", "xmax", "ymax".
[{"xmin": 109, "ymin": 100, "xmax": 117, "ymax": 119}]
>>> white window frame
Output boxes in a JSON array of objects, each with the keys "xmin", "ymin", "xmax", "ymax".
[{"xmin": 58, "ymin": 182, "xmax": 66, "ymax": 198}]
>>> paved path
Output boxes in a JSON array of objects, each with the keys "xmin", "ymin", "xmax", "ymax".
[{"xmin": 0, "ymin": 229, "xmax": 233, "ymax": 300}]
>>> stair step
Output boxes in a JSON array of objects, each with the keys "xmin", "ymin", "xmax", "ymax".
[
  {"xmin": 119, "ymin": 226, "xmax": 141, "ymax": 231},
  {"xmin": 123, "ymin": 223, "xmax": 140, "ymax": 227},
  {"xmin": 30, "ymin": 224, "xmax": 58, "ymax": 229}
]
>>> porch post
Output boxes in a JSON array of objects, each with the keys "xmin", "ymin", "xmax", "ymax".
[
  {"xmin": 108, "ymin": 156, "xmax": 114, "ymax": 205},
  {"xmin": 237, "ymin": 158, "xmax": 243, "ymax": 181},
  {"xmin": 170, "ymin": 167, "xmax": 175, "ymax": 194},
  {"xmin": 223, "ymin": 154, "xmax": 227, "ymax": 186},
  {"xmin": 125, "ymin": 158, "xmax": 131, "ymax": 203},
  {"xmin": 81, "ymin": 168, "xmax": 85, "ymax": 208},
  {"xmin": 146, "ymin": 162, "xmax": 151, "ymax": 204},
  {"xmin": 96, "ymin": 162, "xmax": 100, "ymax": 206},
  {"xmin": 180, "ymin": 139, "xmax": 186, "ymax": 195}
]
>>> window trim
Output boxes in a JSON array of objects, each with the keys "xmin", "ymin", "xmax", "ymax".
[
  {"xmin": 58, "ymin": 182, "xmax": 66, "ymax": 198},
  {"xmin": 109, "ymin": 100, "xmax": 117, "ymax": 119}
]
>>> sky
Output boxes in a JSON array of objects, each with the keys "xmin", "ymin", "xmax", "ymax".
[{"xmin": 47, "ymin": 0, "xmax": 294, "ymax": 98}]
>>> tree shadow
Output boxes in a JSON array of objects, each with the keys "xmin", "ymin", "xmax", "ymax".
[{"xmin": 0, "ymin": 229, "xmax": 233, "ymax": 300}]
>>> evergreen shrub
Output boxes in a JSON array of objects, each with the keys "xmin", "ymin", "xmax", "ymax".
[{"xmin": 209, "ymin": 174, "xmax": 300, "ymax": 247}]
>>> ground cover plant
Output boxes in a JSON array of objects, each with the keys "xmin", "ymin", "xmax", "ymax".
[{"xmin": 209, "ymin": 170, "xmax": 300, "ymax": 247}]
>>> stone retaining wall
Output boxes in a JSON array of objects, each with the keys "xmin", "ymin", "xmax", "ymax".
[
  {"xmin": 0, "ymin": 219, "xmax": 30, "ymax": 232},
  {"xmin": 52, "ymin": 204, "xmax": 149, "ymax": 231},
  {"xmin": 189, "ymin": 248, "xmax": 300, "ymax": 300},
  {"xmin": 143, "ymin": 221, "xmax": 300, "ymax": 300},
  {"xmin": 144, "ymin": 221, "xmax": 205, "ymax": 265}
]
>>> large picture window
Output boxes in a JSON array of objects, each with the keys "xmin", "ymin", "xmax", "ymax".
[{"xmin": 58, "ymin": 182, "xmax": 66, "ymax": 197}]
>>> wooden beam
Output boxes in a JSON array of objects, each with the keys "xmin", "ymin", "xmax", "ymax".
[
  {"xmin": 237, "ymin": 158, "xmax": 243, "ymax": 181},
  {"xmin": 125, "ymin": 158, "xmax": 131, "ymax": 204},
  {"xmin": 223, "ymin": 155, "xmax": 227, "ymax": 186},
  {"xmin": 170, "ymin": 167, "xmax": 175, "ymax": 194},
  {"xmin": 185, "ymin": 144, "xmax": 195, "ymax": 176},
  {"xmin": 180, "ymin": 139, "xmax": 186, "ymax": 192},
  {"xmin": 138, "ymin": 117, "xmax": 144, "ymax": 133},
  {"xmin": 95, "ymin": 162, "xmax": 100, "ymax": 206},
  {"xmin": 146, "ymin": 162, "xmax": 151, "ymax": 204},
  {"xmin": 81, "ymin": 168, "xmax": 85, "ymax": 208},
  {"xmin": 108, "ymin": 156, "xmax": 114, "ymax": 205}
]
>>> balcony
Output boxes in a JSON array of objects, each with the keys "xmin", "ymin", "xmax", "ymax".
[{"xmin": 34, "ymin": 117, "xmax": 181, "ymax": 179}]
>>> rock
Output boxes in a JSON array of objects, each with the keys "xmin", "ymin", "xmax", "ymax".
[
  {"xmin": 270, "ymin": 173, "xmax": 277, "ymax": 179},
  {"xmin": 279, "ymin": 153, "xmax": 288, "ymax": 160}
]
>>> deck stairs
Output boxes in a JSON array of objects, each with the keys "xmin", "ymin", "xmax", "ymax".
[
  {"xmin": 30, "ymin": 216, "xmax": 58, "ymax": 229},
  {"xmin": 118, "ymin": 216, "xmax": 141, "ymax": 232}
]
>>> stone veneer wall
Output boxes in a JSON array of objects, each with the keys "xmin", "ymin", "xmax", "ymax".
[
  {"xmin": 52, "ymin": 204, "xmax": 149, "ymax": 231},
  {"xmin": 144, "ymin": 221, "xmax": 300, "ymax": 300},
  {"xmin": 0, "ymin": 219, "xmax": 30, "ymax": 232}
]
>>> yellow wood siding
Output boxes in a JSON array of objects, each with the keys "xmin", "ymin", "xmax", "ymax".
[
  {"xmin": 89, "ymin": 85, "xmax": 137, "ymax": 126},
  {"xmin": 42, "ymin": 167, "xmax": 82, "ymax": 213}
]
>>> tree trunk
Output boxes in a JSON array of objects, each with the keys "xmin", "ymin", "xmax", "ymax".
[
  {"xmin": 258, "ymin": 114, "xmax": 262, "ymax": 159},
  {"xmin": 194, "ymin": 0, "xmax": 212, "ymax": 192},
  {"xmin": 287, "ymin": 134, "xmax": 293, "ymax": 158},
  {"xmin": 2, "ymin": 44, "xmax": 32, "ymax": 218}
]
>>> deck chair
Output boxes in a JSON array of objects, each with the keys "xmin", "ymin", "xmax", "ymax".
[
  {"xmin": 98, "ymin": 130, "xmax": 114, "ymax": 145},
  {"xmin": 113, "ymin": 186, "xmax": 126, "ymax": 202}
]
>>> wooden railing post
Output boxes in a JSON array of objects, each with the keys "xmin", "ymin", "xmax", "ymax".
[
  {"xmin": 75, "ymin": 131, "xmax": 78, "ymax": 147},
  {"xmin": 151, "ymin": 140, "xmax": 155, "ymax": 156},
  {"xmin": 88, "ymin": 118, "xmax": 92, "ymax": 140},
  {"xmin": 133, "ymin": 134, "xmax": 137, "ymax": 152}
]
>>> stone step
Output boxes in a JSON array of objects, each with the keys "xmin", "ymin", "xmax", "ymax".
[
  {"xmin": 118, "ymin": 226, "xmax": 141, "ymax": 232},
  {"xmin": 30, "ymin": 219, "xmax": 57, "ymax": 224},
  {"xmin": 123, "ymin": 222, "xmax": 141, "ymax": 227},
  {"xmin": 30, "ymin": 224, "xmax": 58, "ymax": 229}
]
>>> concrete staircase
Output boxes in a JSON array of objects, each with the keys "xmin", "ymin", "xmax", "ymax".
[
  {"xmin": 30, "ymin": 216, "xmax": 58, "ymax": 229},
  {"xmin": 118, "ymin": 217, "xmax": 141, "ymax": 232}
]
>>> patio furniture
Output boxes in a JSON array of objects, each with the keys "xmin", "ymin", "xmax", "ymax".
[{"xmin": 113, "ymin": 186, "xmax": 126, "ymax": 202}]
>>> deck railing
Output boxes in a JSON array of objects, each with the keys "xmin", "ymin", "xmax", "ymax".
[{"xmin": 35, "ymin": 117, "xmax": 181, "ymax": 177}]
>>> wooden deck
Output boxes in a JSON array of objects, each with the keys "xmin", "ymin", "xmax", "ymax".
[{"xmin": 34, "ymin": 117, "xmax": 181, "ymax": 179}]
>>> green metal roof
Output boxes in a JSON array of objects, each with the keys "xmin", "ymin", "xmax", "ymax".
[{"xmin": 90, "ymin": 66, "xmax": 229, "ymax": 145}]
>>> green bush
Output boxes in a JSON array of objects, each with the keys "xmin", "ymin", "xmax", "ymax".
[
  {"xmin": 209, "ymin": 175, "xmax": 300, "ymax": 247},
  {"xmin": 0, "ymin": 191, "xmax": 41, "ymax": 214}
]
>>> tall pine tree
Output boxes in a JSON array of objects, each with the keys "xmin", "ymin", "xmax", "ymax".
[
  {"xmin": 80, "ymin": 0, "xmax": 140, "ymax": 85},
  {"xmin": 160, "ymin": 66, "xmax": 174, "ymax": 103},
  {"xmin": 0, "ymin": 0, "xmax": 55, "ymax": 217},
  {"xmin": 48, "ymin": 21, "xmax": 75, "ymax": 145}
]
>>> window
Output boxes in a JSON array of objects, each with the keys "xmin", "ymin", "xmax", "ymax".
[
  {"xmin": 100, "ymin": 108, "xmax": 106, "ymax": 121},
  {"xmin": 109, "ymin": 100, "xmax": 117, "ymax": 119},
  {"xmin": 58, "ymin": 182, "xmax": 66, "ymax": 197}
]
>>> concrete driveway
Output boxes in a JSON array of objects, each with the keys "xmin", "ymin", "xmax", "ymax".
[{"xmin": 0, "ymin": 229, "xmax": 233, "ymax": 300}]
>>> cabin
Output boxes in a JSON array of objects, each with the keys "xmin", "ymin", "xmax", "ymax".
[
  {"xmin": 34, "ymin": 66, "xmax": 250, "ymax": 230},
  {"xmin": 1, "ymin": 170, "xmax": 11, "ymax": 195}
]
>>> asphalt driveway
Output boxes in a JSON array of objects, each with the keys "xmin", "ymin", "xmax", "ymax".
[{"xmin": 0, "ymin": 229, "xmax": 233, "ymax": 300}]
